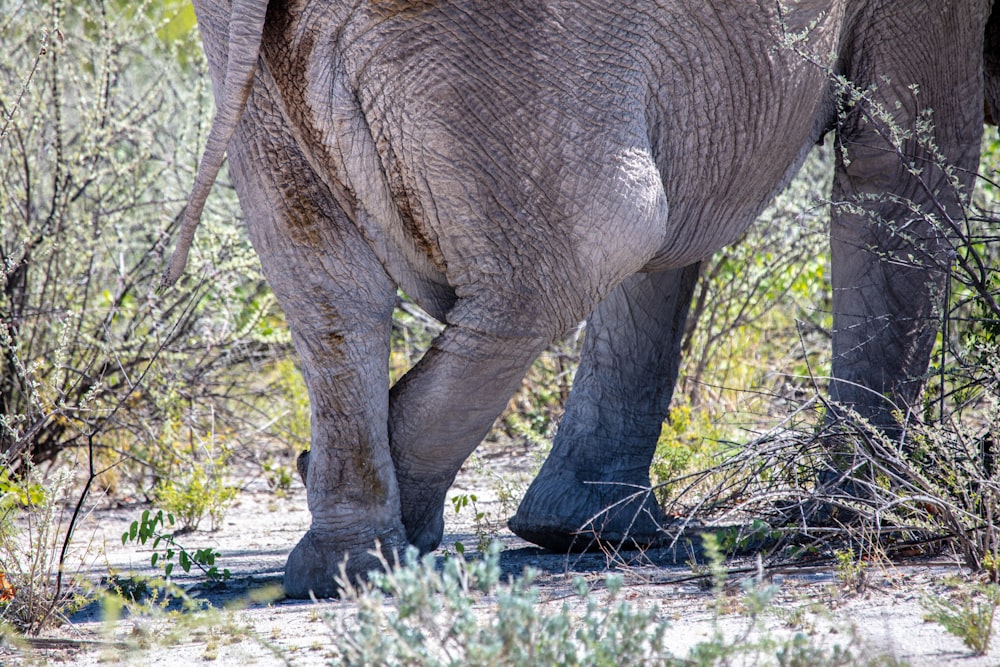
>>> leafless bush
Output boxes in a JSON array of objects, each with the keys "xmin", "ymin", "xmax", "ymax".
[
  {"xmin": 0, "ymin": 0, "xmax": 290, "ymax": 480},
  {"xmin": 0, "ymin": 0, "xmax": 299, "ymax": 636},
  {"xmin": 0, "ymin": 466, "xmax": 87, "ymax": 635}
]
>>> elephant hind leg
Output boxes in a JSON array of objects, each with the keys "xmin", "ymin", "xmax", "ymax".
[
  {"xmin": 509, "ymin": 265, "xmax": 700, "ymax": 552},
  {"xmin": 227, "ymin": 91, "xmax": 409, "ymax": 598},
  {"xmin": 299, "ymin": 317, "xmax": 552, "ymax": 553},
  {"xmin": 388, "ymin": 315, "xmax": 553, "ymax": 554}
]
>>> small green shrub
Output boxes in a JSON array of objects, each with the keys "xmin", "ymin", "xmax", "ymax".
[
  {"xmin": 0, "ymin": 468, "xmax": 43, "ymax": 530},
  {"xmin": 121, "ymin": 509, "xmax": 230, "ymax": 581},
  {"xmin": 448, "ymin": 457, "xmax": 526, "ymax": 556},
  {"xmin": 833, "ymin": 549, "xmax": 870, "ymax": 596},
  {"xmin": 153, "ymin": 441, "xmax": 237, "ymax": 532},
  {"xmin": 922, "ymin": 583, "xmax": 1000, "ymax": 656},
  {"xmin": 651, "ymin": 401, "xmax": 726, "ymax": 504},
  {"xmin": 449, "ymin": 493, "xmax": 491, "ymax": 555},
  {"xmin": 262, "ymin": 456, "xmax": 294, "ymax": 495}
]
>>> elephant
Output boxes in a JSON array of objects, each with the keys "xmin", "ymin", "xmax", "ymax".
[{"xmin": 164, "ymin": 0, "xmax": 1000, "ymax": 598}]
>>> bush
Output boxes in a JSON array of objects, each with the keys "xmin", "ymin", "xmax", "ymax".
[
  {"xmin": 0, "ymin": 465, "xmax": 87, "ymax": 635},
  {"xmin": 153, "ymin": 446, "xmax": 237, "ymax": 533},
  {"xmin": 638, "ymin": 61, "xmax": 999, "ymax": 584},
  {"xmin": 0, "ymin": 0, "xmax": 289, "ymax": 478},
  {"xmin": 679, "ymin": 146, "xmax": 832, "ymax": 419},
  {"xmin": 922, "ymin": 582, "xmax": 1000, "ymax": 656},
  {"xmin": 651, "ymin": 400, "xmax": 728, "ymax": 504},
  {"xmin": 333, "ymin": 544, "xmax": 670, "ymax": 666},
  {"xmin": 0, "ymin": 0, "xmax": 300, "ymax": 637},
  {"xmin": 329, "ymin": 542, "xmax": 907, "ymax": 667}
]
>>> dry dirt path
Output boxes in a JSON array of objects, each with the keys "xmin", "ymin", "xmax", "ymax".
[{"xmin": 2, "ymin": 442, "xmax": 997, "ymax": 666}]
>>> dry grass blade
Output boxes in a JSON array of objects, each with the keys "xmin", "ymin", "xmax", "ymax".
[{"xmin": 644, "ymin": 386, "xmax": 1000, "ymax": 577}]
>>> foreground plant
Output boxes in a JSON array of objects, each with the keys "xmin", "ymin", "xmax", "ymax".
[
  {"xmin": 328, "ymin": 541, "xmax": 904, "ymax": 667},
  {"xmin": 96, "ymin": 574, "xmax": 259, "ymax": 662},
  {"xmin": 331, "ymin": 542, "xmax": 669, "ymax": 666},
  {"xmin": 922, "ymin": 582, "xmax": 1000, "ymax": 656},
  {"xmin": 121, "ymin": 509, "xmax": 231, "ymax": 582},
  {"xmin": 152, "ymin": 438, "xmax": 238, "ymax": 533}
]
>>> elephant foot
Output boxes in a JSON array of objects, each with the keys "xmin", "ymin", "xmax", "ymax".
[
  {"xmin": 283, "ymin": 527, "xmax": 408, "ymax": 598},
  {"xmin": 509, "ymin": 468, "xmax": 668, "ymax": 552},
  {"xmin": 300, "ymin": 449, "xmax": 449, "ymax": 555}
]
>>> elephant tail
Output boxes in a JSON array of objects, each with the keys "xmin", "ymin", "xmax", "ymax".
[{"xmin": 162, "ymin": 0, "xmax": 270, "ymax": 288}]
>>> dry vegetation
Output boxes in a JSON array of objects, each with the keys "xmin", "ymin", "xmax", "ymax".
[{"xmin": 1, "ymin": 0, "xmax": 999, "ymax": 664}]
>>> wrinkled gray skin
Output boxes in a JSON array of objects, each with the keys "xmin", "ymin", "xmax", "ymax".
[{"xmin": 167, "ymin": 0, "xmax": 1000, "ymax": 598}]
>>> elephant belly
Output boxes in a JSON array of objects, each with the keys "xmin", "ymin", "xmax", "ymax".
[
  {"xmin": 633, "ymin": 0, "xmax": 839, "ymax": 267},
  {"xmin": 644, "ymin": 132, "xmax": 820, "ymax": 271}
]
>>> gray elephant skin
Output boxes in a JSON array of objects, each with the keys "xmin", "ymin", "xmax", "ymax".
[{"xmin": 164, "ymin": 0, "xmax": 1000, "ymax": 598}]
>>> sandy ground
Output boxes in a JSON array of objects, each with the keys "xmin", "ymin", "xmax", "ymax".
[{"xmin": 2, "ymin": 442, "xmax": 998, "ymax": 666}]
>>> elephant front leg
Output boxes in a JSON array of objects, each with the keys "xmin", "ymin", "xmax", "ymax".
[
  {"xmin": 828, "ymin": 5, "xmax": 984, "ymax": 435},
  {"xmin": 509, "ymin": 265, "xmax": 701, "ymax": 551}
]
